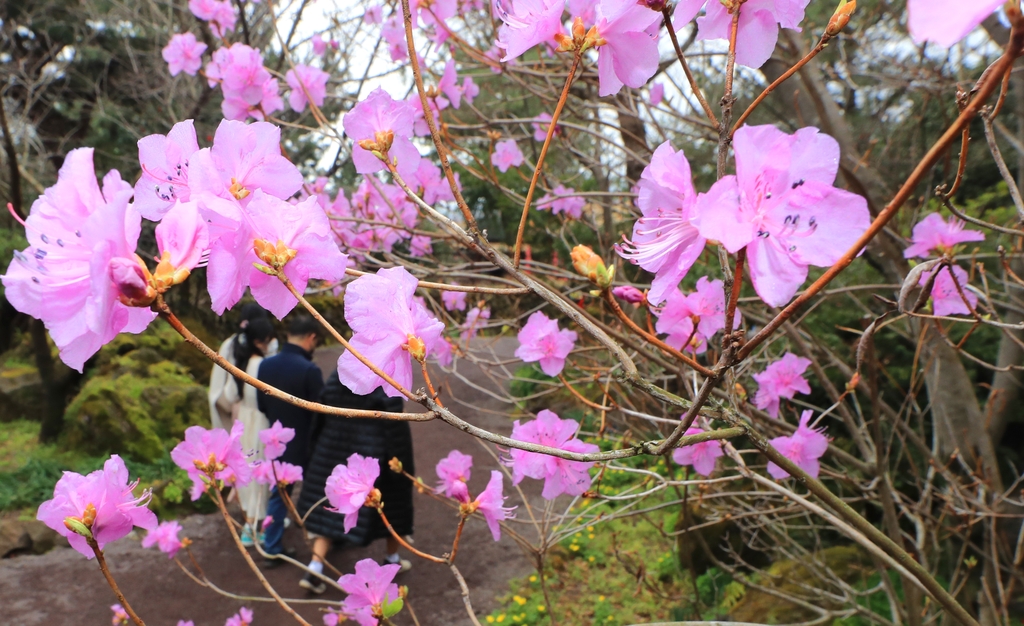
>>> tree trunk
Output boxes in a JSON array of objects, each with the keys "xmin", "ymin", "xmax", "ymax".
[{"xmin": 32, "ymin": 319, "xmax": 66, "ymax": 443}]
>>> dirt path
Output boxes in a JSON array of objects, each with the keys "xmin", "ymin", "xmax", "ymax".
[{"xmin": 0, "ymin": 338, "xmax": 538, "ymax": 625}]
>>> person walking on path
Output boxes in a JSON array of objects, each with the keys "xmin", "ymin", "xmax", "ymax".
[
  {"xmin": 295, "ymin": 370, "xmax": 415, "ymax": 594},
  {"xmin": 208, "ymin": 303, "xmax": 278, "ymax": 430},
  {"xmin": 214, "ymin": 317, "xmax": 277, "ymax": 547},
  {"xmin": 256, "ymin": 315, "xmax": 323, "ymax": 566}
]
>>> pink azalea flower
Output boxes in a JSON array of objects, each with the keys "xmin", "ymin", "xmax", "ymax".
[
  {"xmin": 922, "ymin": 264, "xmax": 978, "ymax": 317},
  {"xmin": 112, "ymin": 605, "xmax": 129, "ymax": 626},
  {"xmin": 344, "ymin": 87, "xmax": 422, "ymax": 180},
  {"xmin": 413, "ymin": 159, "xmax": 456, "ymax": 204},
  {"xmin": 155, "ymin": 200, "xmax": 209, "ymax": 275},
  {"xmin": 442, "ymin": 288, "xmax": 468, "ymax": 311},
  {"xmin": 141, "ymin": 520, "xmax": 184, "ymax": 558},
  {"xmin": 649, "ymin": 81, "xmax": 664, "ymax": 107},
  {"xmin": 506, "ymin": 409, "xmax": 599, "ymax": 499},
  {"xmin": 514, "ymin": 311, "xmax": 577, "ymax": 376},
  {"xmin": 438, "ymin": 58, "xmax": 463, "ymax": 109},
  {"xmin": 259, "ymin": 421, "xmax": 295, "ymax": 460},
  {"xmin": 903, "ymin": 213, "xmax": 985, "ymax": 259},
  {"xmin": 162, "ymin": 33, "xmax": 207, "ymax": 77},
  {"xmin": 224, "ymin": 607, "xmax": 254, "ymax": 626},
  {"xmin": 472, "ymin": 470, "xmax": 516, "ymax": 540},
  {"xmin": 752, "ymin": 352, "xmax": 812, "ymax": 418},
  {"xmin": 537, "ymin": 184, "xmax": 585, "ymax": 219},
  {"xmin": 532, "ymin": 113, "xmax": 560, "ymax": 142},
  {"xmin": 337, "ymin": 266, "xmax": 446, "ymax": 397},
  {"xmin": 326, "ymin": 454, "xmax": 380, "ymax": 533},
  {"xmin": 678, "ymin": 0, "xmax": 811, "ymax": 69},
  {"xmin": 410, "ymin": 234, "xmax": 433, "ymax": 257},
  {"xmin": 242, "ymin": 192, "xmax": 349, "ymax": 319},
  {"xmin": 37, "ymin": 455, "xmax": 157, "ymax": 558},
  {"xmin": 462, "ymin": 76, "xmax": 480, "ymax": 104},
  {"xmin": 672, "ymin": 426, "xmax": 724, "ymax": 476},
  {"xmin": 567, "ymin": 0, "xmax": 596, "ymax": 24},
  {"xmin": 365, "ymin": 5, "xmax": 384, "ymax": 24},
  {"xmin": 178, "ymin": 621, "xmax": 195, "ymax": 626},
  {"xmin": 612, "ymin": 285, "xmax": 645, "ymax": 304},
  {"xmin": 2, "ymin": 149, "xmax": 156, "ymax": 371},
  {"xmin": 655, "ymin": 277, "xmax": 735, "ymax": 354},
  {"xmin": 312, "ymin": 33, "xmax": 327, "ymax": 56},
  {"xmin": 461, "ymin": 306, "xmax": 490, "ymax": 340},
  {"xmin": 692, "ymin": 125, "xmax": 870, "ymax": 307},
  {"xmin": 222, "ymin": 77, "xmax": 283, "ymax": 121},
  {"xmin": 593, "ymin": 0, "xmax": 662, "ymax": 97},
  {"xmin": 382, "ymin": 16, "xmax": 409, "ymax": 62},
  {"xmin": 339, "ymin": 559, "xmax": 402, "ymax": 626},
  {"xmin": 908, "ymin": 0, "xmax": 1003, "ymax": 47},
  {"xmin": 436, "ymin": 449, "xmax": 473, "ymax": 502},
  {"xmin": 253, "ymin": 460, "xmax": 304, "ymax": 486},
  {"xmin": 134, "ymin": 120, "xmax": 201, "ymax": 220},
  {"xmin": 205, "ymin": 43, "xmax": 270, "ymax": 107},
  {"xmin": 286, "ymin": 64, "xmax": 330, "ymax": 113},
  {"xmin": 767, "ymin": 410, "xmax": 828, "ymax": 479},
  {"xmin": 323, "ymin": 609, "xmax": 343, "ymax": 626},
  {"xmin": 616, "ymin": 142, "xmax": 706, "ymax": 306},
  {"xmin": 493, "ymin": 0, "xmax": 565, "ymax": 62},
  {"xmin": 188, "ymin": 119, "xmax": 303, "ymax": 207},
  {"xmin": 408, "ymin": 91, "xmax": 448, "ymax": 136},
  {"xmin": 170, "ymin": 421, "xmax": 253, "ymax": 501},
  {"xmin": 190, "ymin": 0, "xmax": 237, "ymax": 38},
  {"xmin": 492, "ymin": 139, "xmax": 524, "ymax": 173}
]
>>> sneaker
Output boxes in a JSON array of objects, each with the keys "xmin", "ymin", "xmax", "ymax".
[
  {"xmin": 299, "ymin": 572, "xmax": 327, "ymax": 595},
  {"xmin": 240, "ymin": 525, "xmax": 255, "ymax": 548},
  {"xmin": 383, "ymin": 557, "xmax": 412, "ymax": 574},
  {"xmin": 263, "ymin": 546, "xmax": 297, "ymax": 569}
]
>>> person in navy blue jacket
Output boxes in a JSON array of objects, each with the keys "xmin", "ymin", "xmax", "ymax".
[{"xmin": 256, "ymin": 314, "xmax": 323, "ymax": 565}]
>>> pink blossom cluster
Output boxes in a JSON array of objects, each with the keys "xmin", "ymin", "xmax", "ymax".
[
  {"xmin": 515, "ymin": 311, "xmax": 577, "ymax": 377},
  {"xmin": 204, "ymin": 43, "xmax": 282, "ymax": 121},
  {"xmin": 536, "ymin": 184, "xmax": 585, "ymax": 219},
  {"xmin": 621, "ymin": 126, "xmax": 870, "ymax": 308},
  {"xmin": 141, "ymin": 520, "xmax": 185, "ymax": 558},
  {"xmin": 674, "ymin": 0, "xmax": 813, "ymax": 69},
  {"xmin": 170, "ymin": 422, "xmax": 253, "ymax": 500},
  {"xmin": 922, "ymin": 265, "xmax": 978, "ymax": 317},
  {"xmin": 507, "ymin": 409, "xmax": 598, "ymax": 499},
  {"xmin": 672, "ymin": 426, "xmax": 725, "ymax": 477},
  {"xmin": 767, "ymin": 410, "xmax": 829, "ymax": 480},
  {"xmin": 189, "ymin": 0, "xmax": 236, "ymax": 38},
  {"xmin": 436, "ymin": 449, "xmax": 474, "ymax": 502},
  {"xmin": 252, "ymin": 460, "xmax": 304, "ymax": 486},
  {"xmin": 162, "ymin": 33, "xmax": 207, "ymax": 77},
  {"xmin": 336, "ymin": 266, "xmax": 446, "ymax": 397},
  {"xmin": 655, "ymin": 277, "xmax": 738, "ymax": 354},
  {"xmin": 461, "ymin": 305, "xmax": 491, "ymax": 341},
  {"xmin": 224, "ymin": 607, "xmax": 254, "ymax": 626},
  {"xmin": 325, "ymin": 453, "xmax": 380, "ymax": 533},
  {"xmin": 259, "ymin": 421, "xmax": 295, "ymax": 460},
  {"xmin": 752, "ymin": 352, "xmax": 812, "ymax": 418},
  {"xmin": 907, "ymin": 0, "xmax": 1005, "ymax": 48},
  {"xmin": 328, "ymin": 177, "xmax": 425, "ymax": 260},
  {"xmin": 492, "ymin": 139, "xmax": 525, "ymax": 173},
  {"xmin": 434, "ymin": 451, "xmax": 515, "ymax": 539},
  {"xmin": 37, "ymin": 455, "xmax": 157, "ymax": 558},
  {"xmin": 338, "ymin": 559, "xmax": 402, "ymax": 626}
]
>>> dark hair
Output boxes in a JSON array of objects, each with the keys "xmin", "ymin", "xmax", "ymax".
[
  {"xmin": 286, "ymin": 314, "xmax": 320, "ymax": 338},
  {"xmin": 231, "ymin": 317, "xmax": 275, "ymax": 395},
  {"xmin": 237, "ymin": 303, "xmax": 270, "ymax": 329}
]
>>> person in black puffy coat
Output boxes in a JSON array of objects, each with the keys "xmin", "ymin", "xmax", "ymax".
[{"xmin": 295, "ymin": 371, "xmax": 415, "ymax": 593}]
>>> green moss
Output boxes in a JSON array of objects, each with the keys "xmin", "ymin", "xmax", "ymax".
[{"xmin": 61, "ymin": 349, "xmax": 207, "ymax": 463}]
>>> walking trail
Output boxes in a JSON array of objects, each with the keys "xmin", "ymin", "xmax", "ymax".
[{"xmin": 0, "ymin": 338, "xmax": 538, "ymax": 625}]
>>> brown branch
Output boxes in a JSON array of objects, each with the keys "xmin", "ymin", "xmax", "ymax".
[{"xmin": 88, "ymin": 540, "xmax": 146, "ymax": 626}]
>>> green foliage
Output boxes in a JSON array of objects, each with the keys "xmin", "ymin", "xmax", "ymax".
[{"xmin": 61, "ymin": 348, "xmax": 207, "ymax": 463}]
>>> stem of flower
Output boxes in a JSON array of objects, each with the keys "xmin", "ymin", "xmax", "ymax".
[
  {"xmin": 737, "ymin": 423, "xmax": 980, "ymax": 626},
  {"xmin": 344, "ymin": 268, "xmax": 530, "ymax": 295},
  {"xmin": 601, "ymin": 290, "xmax": 714, "ymax": 377},
  {"xmin": 156, "ymin": 300, "xmax": 428, "ymax": 421},
  {"xmin": 558, "ymin": 372, "xmax": 615, "ymax": 411},
  {"xmin": 661, "ymin": 7, "xmax": 720, "ymax": 130},
  {"xmin": 420, "ymin": 360, "xmax": 443, "ymax": 408},
  {"xmin": 731, "ymin": 34, "xmax": 830, "ymax": 134},
  {"xmin": 449, "ymin": 562, "xmax": 484, "ymax": 626},
  {"xmin": 512, "ymin": 50, "xmax": 583, "ymax": 268},
  {"xmin": 87, "ymin": 539, "xmax": 146, "ymax": 626},
  {"xmin": 375, "ymin": 507, "xmax": 446, "ymax": 563},
  {"xmin": 449, "ymin": 516, "xmax": 467, "ymax": 563},
  {"xmin": 210, "ymin": 484, "xmax": 313, "ymax": 625}
]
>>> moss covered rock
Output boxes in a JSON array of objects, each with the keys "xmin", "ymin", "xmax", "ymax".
[{"xmin": 61, "ymin": 347, "xmax": 207, "ymax": 463}]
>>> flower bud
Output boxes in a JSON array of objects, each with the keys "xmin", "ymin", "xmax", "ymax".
[
  {"xmin": 405, "ymin": 334, "xmax": 427, "ymax": 362},
  {"xmin": 110, "ymin": 256, "xmax": 156, "ymax": 307},
  {"xmin": 64, "ymin": 517, "xmax": 93, "ymax": 539},
  {"xmin": 611, "ymin": 285, "xmax": 646, "ymax": 305},
  {"xmin": 571, "ymin": 245, "xmax": 615, "ymax": 289},
  {"xmin": 253, "ymin": 238, "xmax": 298, "ymax": 270},
  {"xmin": 388, "ymin": 457, "xmax": 404, "ymax": 474},
  {"xmin": 364, "ymin": 487, "xmax": 383, "ymax": 509},
  {"xmin": 825, "ymin": 0, "xmax": 855, "ymax": 37}
]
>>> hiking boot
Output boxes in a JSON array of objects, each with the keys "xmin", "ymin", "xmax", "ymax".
[{"xmin": 299, "ymin": 572, "xmax": 327, "ymax": 595}]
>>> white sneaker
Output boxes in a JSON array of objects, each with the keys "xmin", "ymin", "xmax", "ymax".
[{"xmin": 383, "ymin": 557, "xmax": 412, "ymax": 574}]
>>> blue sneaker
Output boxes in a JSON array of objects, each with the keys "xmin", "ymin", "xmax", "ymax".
[{"xmin": 240, "ymin": 525, "xmax": 255, "ymax": 548}]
